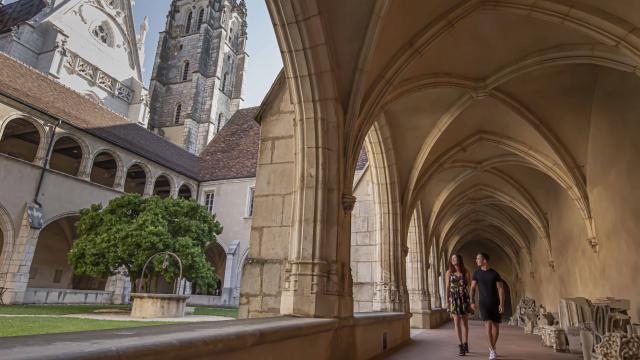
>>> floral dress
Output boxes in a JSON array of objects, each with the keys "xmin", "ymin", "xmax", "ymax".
[{"xmin": 448, "ymin": 272, "xmax": 471, "ymax": 315}]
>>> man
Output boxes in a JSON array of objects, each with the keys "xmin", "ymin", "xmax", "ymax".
[{"xmin": 470, "ymin": 253, "xmax": 505, "ymax": 360}]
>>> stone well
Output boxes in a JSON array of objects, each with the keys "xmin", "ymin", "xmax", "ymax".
[{"xmin": 131, "ymin": 293, "xmax": 190, "ymax": 318}]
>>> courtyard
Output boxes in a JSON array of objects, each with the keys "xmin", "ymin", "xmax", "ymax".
[{"xmin": 0, "ymin": 305, "xmax": 237, "ymax": 337}]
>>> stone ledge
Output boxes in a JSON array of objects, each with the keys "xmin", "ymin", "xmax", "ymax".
[
  {"xmin": 0, "ymin": 313, "xmax": 412, "ymax": 360},
  {"xmin": 0, "ymin": 317, "xmax": 339, "ymax": 360}
]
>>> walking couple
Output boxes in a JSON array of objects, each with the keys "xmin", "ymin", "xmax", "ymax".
[{"xmin": 445, "ymin": 253, "xmax": 505, "ymax": 359}]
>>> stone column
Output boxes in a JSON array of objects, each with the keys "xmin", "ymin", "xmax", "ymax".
[
  {"xmin": 1, "ymin": 207, "xmax": 40, "ymax": 304},
  {"xmin": 220, "ymin": 241, "xmax": 238, "ymax": 306}
]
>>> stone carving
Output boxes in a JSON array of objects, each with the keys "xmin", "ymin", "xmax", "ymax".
[
  {"xmin": 76, "ymin": 58, "xmax": 96, "ymax": 80},
  {"xmin": 510, "ymin": 297, "xmax": 536, "ymax": 329},
  {"xmin": 538, "ymin": 304, "xmax": 555, "ymax": 326},
  {"xmin": 540, "ymin": 325, "xmax": 569, "ymax": 352},
  {"xmin": 97, "ymin": 72, "xmax": 115, "ymax": 91},
  {"xmin": 595, "ymin": 333, "xmax": 640, "ymax": 360},
  {"xmin": 116, "ymin": 83, "xmax": 133, "ymax": 103}
]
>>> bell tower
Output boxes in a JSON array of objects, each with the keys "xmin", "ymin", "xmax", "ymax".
[{"xmin": 148, "ymin": 0, "xmax": 247, "ymax": 154}]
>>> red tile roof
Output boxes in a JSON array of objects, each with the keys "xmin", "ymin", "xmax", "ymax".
[
  {"xmin": 0, "ymin": 52, "xmax": 201, "ymax": 179},
  {"xmin": 199, "ymin": 107, "xmax": 260, "ymax": 181}
]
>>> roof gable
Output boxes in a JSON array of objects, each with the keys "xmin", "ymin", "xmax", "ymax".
[{"xmin": 199, "ymin": 107, "xmax": 261, "ymax": 182}]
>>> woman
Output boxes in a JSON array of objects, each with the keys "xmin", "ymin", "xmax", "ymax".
[{"xmin": 445, "ymin": 253, "xmax": 472, "ymax": 356}]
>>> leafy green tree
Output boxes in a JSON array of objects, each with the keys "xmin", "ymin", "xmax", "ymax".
[{"xmin": 69, "ymin": 194, "xmax": 223, "ymax": 294}]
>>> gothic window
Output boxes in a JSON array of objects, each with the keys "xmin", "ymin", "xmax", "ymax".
[
  {"xmin": 228, "ymin": 28, "xmax": 233, "ymax": 41},
  {"xmin": 221, "ymin": 72, "xmax": 228, "ymax": 93},
  {"xmin": 216, "ymin": 113, "xmax": 224, "ymax": 132},
  {"xmin": 91, "ymin": 22, "xmax": 113, "ymax": 46},
  {"xmin": 174, "ymin": 104, "xmax": 182, "ymax": 124},
  {"xmin": 182, "ymin": 61, "xmax": 190, "ymax": 81},
  {"xmin": 197, "ymin": 9, "xmax": 205, "ymax": 29},
  {"xmin": 185, "ymin": 11, "xmax": 193, "ymax": 34}
]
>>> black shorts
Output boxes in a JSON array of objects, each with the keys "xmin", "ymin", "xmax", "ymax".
[{"xmin": 479, "ymin": 303, "xmax": 502, "ymax": 323}]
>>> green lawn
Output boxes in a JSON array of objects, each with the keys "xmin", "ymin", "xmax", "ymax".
[
  {"xmin": 0, "ymin": 304, "xmax": 131, "ymax": 315},
  {"xmin": 0, "ymin": 316, "xmax": 176, "ymax": 337},
  {"xmin": 193, "ymin": 306, "xmax": 237, "ymax": 318},
  {"xmin": 0, "ymin": 304, "xmax": 238, "ymax": 336}
]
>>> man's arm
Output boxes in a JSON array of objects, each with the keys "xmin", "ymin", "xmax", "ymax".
[
  {"xmin": 470, "ymin": 280, "xmax": 478, "ymax": 311},
  {"xmin": 497, "ymin": 281, "xmax": 505, "ymax": 314}
]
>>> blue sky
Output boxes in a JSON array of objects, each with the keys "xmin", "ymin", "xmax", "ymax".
[
  {"xmin": 132, "ymin": 0, "xmax": 282, "ymax": 106},
  {"xmin": 5, "ymin": 0, "xmax": 282, "ymax": 107}
]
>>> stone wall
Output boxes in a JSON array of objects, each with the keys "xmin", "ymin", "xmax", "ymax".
[
  {"xmin": 521, "ymin": 67, "xmax": 640, "ymax": 319},
  {"xmin": 238, "ymin": 84, "xmax": 295, "ymax": 318},
  {"xmin": 351, "ymin": 168, "xmax": 377, "ymax": 312}
]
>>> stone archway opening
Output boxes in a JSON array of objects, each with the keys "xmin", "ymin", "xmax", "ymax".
[
  {"xmin": 177, "ymin": 184, "xmax": 193, "ymax": 199},
  {"xmin": 124, "ymin": 164, "xmax": 147, "ymax": 195},
  {"xmin": 26, "ymin": 215, "xmax": 108, "ymax": 303},
  {"xmin": 200, "ymin": 241, "xmax": 226, "ymax": 296},
  {"xmin": 153, "ymin": 175, "xmax": 171, "ymax": 198},
  {"xmin": 50, "ymin": 136, "xmax": 83, "ymax": 176},
  {"xmin": 90, "ymin": 152, "xmax": 118, "ymax": 188},
  {"xmin": 0, "ymin": 118, "xmax": 40, "ymax": 162}
]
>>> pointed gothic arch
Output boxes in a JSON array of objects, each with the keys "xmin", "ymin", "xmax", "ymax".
[{"xmin": 185, "ymin": 11, "xmax": 193, "ymax": 34}]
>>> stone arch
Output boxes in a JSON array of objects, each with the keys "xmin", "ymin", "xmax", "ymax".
[
  {"xmin": 152, "ymin": 173, "xmax": 175, "ymax": 198},
  {"xmin": 49, "ymin": 134, "xmax": 87, "ymax": 177},
  {"xmin": 177, "ymin": 182, "xmax": 195, "ymax": 199},
  {"xmin": 0, "ymin": 203, "xmax": 15, "ymax": 278},
  {"xmin": 89, "ymin": 149, "xmax": 122, "ymax": 188},
  {"xmin": 185, "ymin": 10, "xmax": 193, "ymax": 34},
  {"xmin": 123, "ymin": 161, "xmax": 150, "ymax": 195},
  {"xmin": 362, "ymin": 117, "xmax": 406, "ymax": 312},
  {"xmin": 0, "ymin": 116, "xmax": 44, "ymax": 163},
  {"xmin": 28, "ymin": 213, "xmax": 106, "ymax": 291},
  {"xmin": 197, "ymin": 7, "xmax": 205, "ymax": 29},
  {"xmin": 411, "ymin": 132, "xmax": 593, "ymax": 249},
  {"xmin": 357, "ymin": 0, "xmax": 640, "ymax": 144},
  {"xmin": 262, "ymin": 0, "xmax": 348, "ymax": 318},
  {"xmin": 201, "ymin": 241, "xmax": 227, "ymax": 296}
]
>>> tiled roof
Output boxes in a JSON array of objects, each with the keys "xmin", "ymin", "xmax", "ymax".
[
  {"xmin": 0, "ymin": 52, "xmax": 201, "ymax": 179},
  {"xmin": 199, "ymin": 107, "xmax": 260, "ymax": 182},
  {"xmin": 0, "ymin": 0, "xmax": 46, "ymax": 34},
  {"xmin": 356, "ymin": 147, "xmax": 368, "ymax": 170}
]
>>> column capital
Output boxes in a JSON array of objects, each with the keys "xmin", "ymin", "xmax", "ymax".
[{"xmin": 341, "ymin": 194, "xmax": 356, "ymax": 212}]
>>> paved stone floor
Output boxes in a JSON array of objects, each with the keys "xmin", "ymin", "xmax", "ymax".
[{"xmin": 381, "ymin": 321, "xmax": 581, "ymax": 360}]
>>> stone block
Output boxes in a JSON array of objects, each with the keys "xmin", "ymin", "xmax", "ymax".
[
  {"xmin": 271, "ymin": 137, "xmax": 294, "ymax": 163},
  {"xmin": 260, "ymin": 163, "xmax": 294, "ymax": 195},
  {"xmin": 262, "ymin": 263, "xmax": 281, "ymax": 296},
  {"xmin": 356, "ymin": 262, "xmax": 372, "ymax": 283},
  {"xmin": 260, "ymin": 227, "xmax": 290, "ymax": 258},
  {"xmin": 352, "ymin": 245, "xmax": 375, "ymax": 262}
]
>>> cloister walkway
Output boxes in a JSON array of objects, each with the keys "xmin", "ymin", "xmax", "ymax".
[{"xmin": 380, "ymin": 321, "xmax": 581, "ymax": 360}]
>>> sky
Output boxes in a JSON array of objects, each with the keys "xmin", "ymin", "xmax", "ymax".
[
  {"xmin": 132, "ymin": 0, "xmax": 282, "ymax": 107},
  {"xmin": 4, "ymin": 0, "xmax": 283, "ymax": 107}
]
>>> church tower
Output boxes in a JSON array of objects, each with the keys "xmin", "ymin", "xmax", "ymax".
[{"xmin": 148, "ymin": 0, "xmax": 248, "ymax": 154}]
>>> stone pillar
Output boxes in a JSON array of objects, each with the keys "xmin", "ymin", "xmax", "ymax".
[
  {"xmin": 220, "ymin": 241, "xmax": 238, "ymax": 306},
  {"xmin": 1, "ymin": 206, "xmax": 40, "ymax": 304},
  {"xmin": 105, "ymin": 273, "xmax": 131, "ymax": 304}
]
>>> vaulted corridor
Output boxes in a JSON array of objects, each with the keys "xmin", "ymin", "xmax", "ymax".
[{"xmin": 382, "ymin": 321, "xmax": 580, "ymax": 360}]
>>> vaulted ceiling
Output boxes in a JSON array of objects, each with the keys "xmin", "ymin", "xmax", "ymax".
[{"xmin": 315, "ymin": 0, "xmax": 640, "ymax": 276}]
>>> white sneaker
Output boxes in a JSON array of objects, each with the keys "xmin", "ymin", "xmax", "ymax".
[{"xmin": 489, "ymin": 350, "xmax": 496, "ymax": 359}]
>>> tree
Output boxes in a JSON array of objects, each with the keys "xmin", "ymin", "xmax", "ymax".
[{"xmin": 69, "ymin": 194, "xmax": 223, "ymax": 294}]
